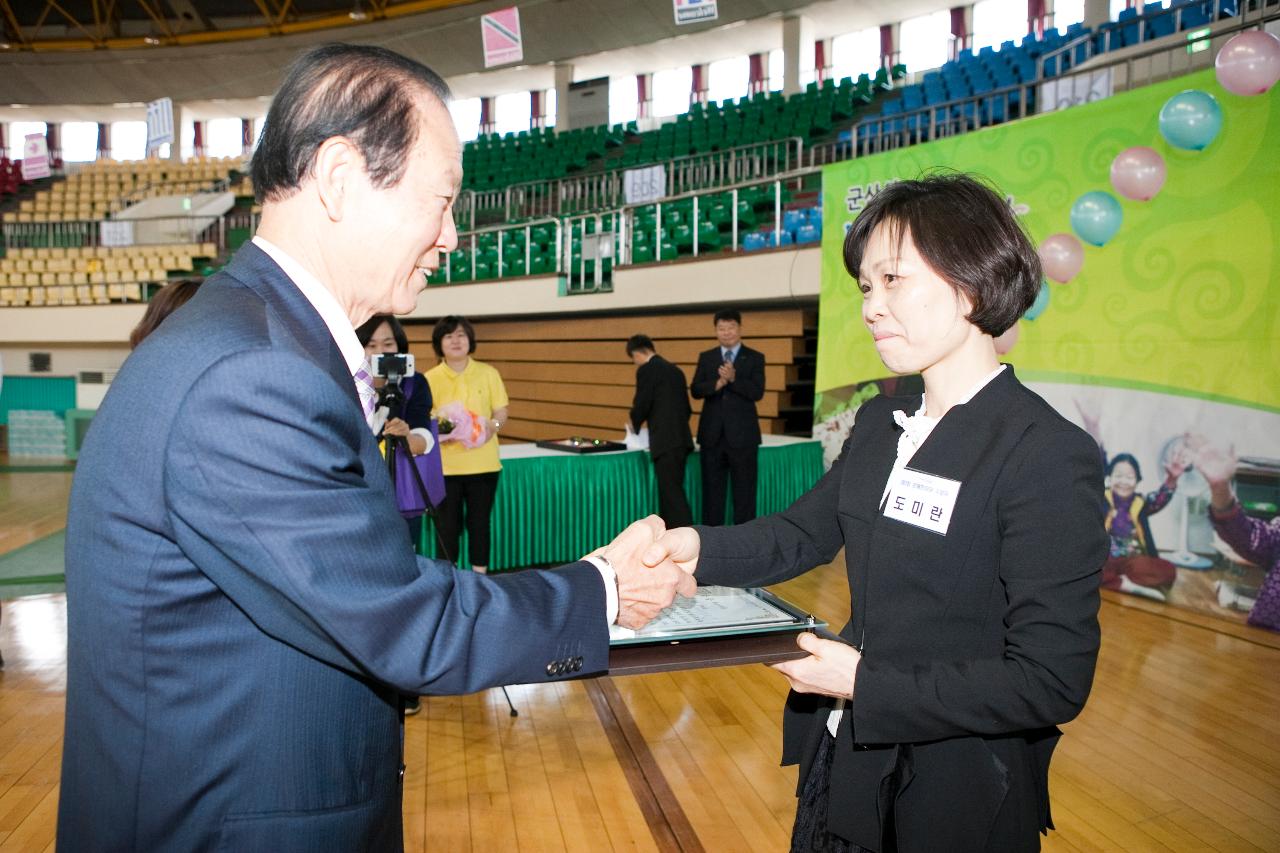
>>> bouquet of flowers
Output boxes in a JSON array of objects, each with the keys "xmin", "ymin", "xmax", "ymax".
[{"xmin": 434, "ymin": 401, "xmax": 488, "ymax": 448}]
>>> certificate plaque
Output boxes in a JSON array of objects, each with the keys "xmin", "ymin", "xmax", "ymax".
[{"xmin": 606, "ymin": 586, "xmax": 827, "ymax": 676}]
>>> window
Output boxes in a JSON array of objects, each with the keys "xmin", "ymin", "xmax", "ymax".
[
  {"xmin": 973, "ymin": 0, "xmax": 1028, "ymax": 50},
  {"xmin": 1054, "ymin": 0, "xmax": 1086, "ymax": 29},
  {"xmin": 180, "ymin": 120, "xmax": 194, "ymax": 161},
  {"xmin": 831, "ymin": 27, "xmax": 880, "ymax": 81},
  {"xmin": 61, "ymin": 122, "xmax": 99, "ymax": 162},
  {"xmin": 768, "ymin": 48, "xmax": 784, "ymax": 91},
  {"xmin": 652, "ymin": 66, "xmax": 693, "ymax": 118},
  {"xmin": 900, "ymin": 10, "xmax": 952, "ymax": 71},
  {"xmin": 1110, "ymin": 0, "xmax": 1129, "ymax": 21},
  {"xmin": 449, "ymin": 97, "xmax": 482, "ymax": 142},
  {"xmin": 494, "ymin": 90, "xmax": 531, "ymax": 135},
  {"xmin": 8, "ymin": 121, "xmax": 46, "ymax": 160},
  {"xmin": 610, "ymin": 77, "xmax": 639, "ymax": 124},
  {"xmin": 205, "ymin": 118, "xmax": 243, "ymax": 159},
  {"xmin": 110, "ymin": 121, "xmax": 147, "ymax": 160},
  {"xmin": 544, "ymin": 87, "xmax": 557, "ymax": 128},
  {"xmin": 707, "ymin": 55, "xmax": 749, "ymax": 105}
]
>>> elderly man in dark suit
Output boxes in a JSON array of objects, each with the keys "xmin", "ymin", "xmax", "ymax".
[
  {"xmin": 690, "ymin": 309, "xmax": 766, "ymax": 525},
  {"xmin": 627, "ymin": 334, "xmax": 694, "ymax": 528},
  {"xmin": 56, "ymin": 44, "xmax": 693, "ymax": 852}
]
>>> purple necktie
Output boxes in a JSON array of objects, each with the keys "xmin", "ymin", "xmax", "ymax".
[{"xmin": 353, "ymin": 362, "xmax": 377, "ymax": 427}]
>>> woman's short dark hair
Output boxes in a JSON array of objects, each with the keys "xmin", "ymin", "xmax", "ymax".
[
  {"xmin": 431, "ymin": 316, "xmax": 476, "ymax": 357},
  {"xmin": 129, "ymin": 279, "xmax": 201, "ymax": 349},
  {"xmin": 355, "ymin": 314, "xmax": 409, "ymax": 353},
  {"xmin": 1107, "ymin": 452, "xmax": 1143, "ymax": 481},
  {"xmin": 842, "ymin": 173, "xmax": 1041, "ymax": 336},
  {"xmin": 250, "ymin": 43, "xmax": 452, "ymax": 202},
  {"xmin": 626, "ymin": 334, "xmax": 656, "ymax": 356}
]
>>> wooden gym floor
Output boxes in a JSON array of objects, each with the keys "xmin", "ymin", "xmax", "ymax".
[{"xmin": 1, "ymin": 468, "xmax": 1278, "ymax": 851}]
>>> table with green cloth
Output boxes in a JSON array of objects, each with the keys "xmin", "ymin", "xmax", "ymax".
[{"xmin": 416, "ymin": 434, "xmax": 824, "ymax": 571}]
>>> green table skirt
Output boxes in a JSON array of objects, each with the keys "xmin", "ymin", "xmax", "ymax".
[{"xmin": 416, "ymin": 440, "xmax": 824, "ymax": 571}]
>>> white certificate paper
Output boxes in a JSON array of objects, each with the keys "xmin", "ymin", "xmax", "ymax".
[{"xmin": 610, "ymin": 585, "xmax": 798, "ymax": 642}]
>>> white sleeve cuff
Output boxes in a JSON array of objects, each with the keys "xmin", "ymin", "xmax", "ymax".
[
  {"xmin": 583, "ymin": 555, "xmax": 619, "ymax": 625},
  {"xmin": 409, "ymin": 427, "xmax": 435, "ymax": 455}
]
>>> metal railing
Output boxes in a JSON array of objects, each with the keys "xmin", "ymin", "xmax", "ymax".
[
  {"xmin": 615, "ymin": 169, "xmax": 819, "ymax": 265},
  {"xmin": 850, "ymin": 8, "xmax": 1277, "ymax": 157},
  {"xmin": 501, "ymin": 137, "xmax": 805, "ymax": 222},
  {"xmin": 437, "ymin": 216, "xmax": 563, "ymax": 286},
  {"xmin": 2, "ymin": 215, "xmax": 226, "ymax": 253}
]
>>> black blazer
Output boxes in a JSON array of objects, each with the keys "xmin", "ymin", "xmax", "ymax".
[
  {"xmin": 695, "ymin": 368, "xmax": 1107, "ymax": 853},
  {"xmin": 689, "ymin": 344, "xmax": 765, "ymax": 448},
  {"xmin": 630, "ymin": 354, "xmax": 693, "ymax": 457}
]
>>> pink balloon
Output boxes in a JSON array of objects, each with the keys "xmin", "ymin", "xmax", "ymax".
[
  {"xmin": 995, "ymin": 322, "xmax": 1020, "ymax": 355},
  {"xmin": 1109, "ymin": 146, "xmax": 1167, "ymax": 202},
  {"xmin": 1215, "ymin": 30, "xmax": 1280, "ymax": 96},
  {"xmin": 1039, "ymin": 233, "xmax": 1084, "ymax": 284}
]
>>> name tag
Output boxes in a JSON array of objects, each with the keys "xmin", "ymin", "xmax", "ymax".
[{"xmin": 882, "ymin": 468, "xmax": 961, "ymax": 535}]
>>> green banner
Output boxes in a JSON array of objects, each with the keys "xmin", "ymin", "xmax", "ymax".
[
  {"xmin": 816, "ymin": 69, "xmax": 1280, "ymax": 414},
  {"xmin": 813, "ymin": 70, "xmax": 1280, "ymax": 631}
]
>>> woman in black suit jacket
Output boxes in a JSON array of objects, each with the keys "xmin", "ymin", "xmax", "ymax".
[{"xmin": 646, "ymin": 174, "xmax": 1108, "ymax": 853}]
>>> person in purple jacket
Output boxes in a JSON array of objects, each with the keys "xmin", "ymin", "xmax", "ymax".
[{"xmin": 1198, "ymin": 442, "xmax": 1280, "ymax": 632}]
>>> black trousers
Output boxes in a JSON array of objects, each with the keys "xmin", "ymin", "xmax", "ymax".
[
  {"xmin": 651, "ymin": 448, "xmax": 693, "ymax": 529},
  {"xmin": 436, "ymin": 471, "xmax": 501, "ymax": 567},
  {"xmin": 700, "ymin": 442, "xmax": 758, "ymax": 526}
]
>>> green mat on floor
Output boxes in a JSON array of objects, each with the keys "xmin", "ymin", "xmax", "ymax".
[{"xmin": 0, "ymin": 531, "xmax": 66, "ymax": 599}]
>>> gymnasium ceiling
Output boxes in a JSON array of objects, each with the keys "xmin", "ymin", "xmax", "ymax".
[{"xmin": 0, "ymin": 0, "xmax": 947, "ymax": 113}]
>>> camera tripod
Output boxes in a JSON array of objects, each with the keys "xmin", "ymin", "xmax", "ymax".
[{"xmin": 380, "ymin": 379, "xmax": 519, "ymax": 718}]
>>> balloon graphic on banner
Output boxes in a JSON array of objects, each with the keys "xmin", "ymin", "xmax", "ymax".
[
  {"xmin": 1039, "ymin": 233, "xmax": 1085, "ymax": 283},
  {"xmin": 1109, "ymin": 146, "xmax": 1167, "ymax": 201},
  {"xmin": 994, "ymin": 322, "xmax": 1020, "ymax": 354},
  {"xmin": 1070, "ymin": 191, "xmax": 1123, "ymax": 247},
  {"xmin": 1214, "ymin": 30, "xmax": 1280, "ymax": 96},
  {"xmin": 1158, "ymin": 90, "xmax": 1223, "ymax": 150},
  {"xmin": 1025, "ymin": 283, "xmax": 1051, "ymax": 321}
]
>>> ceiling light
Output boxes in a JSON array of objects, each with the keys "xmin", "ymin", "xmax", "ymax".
[
  {"xmin": 349, "ymin": 2, "xmax": 368, "ymax": 21},
  {"xmin": 144, "ymin": 36, "xmax": 161, "ymax": 45}
]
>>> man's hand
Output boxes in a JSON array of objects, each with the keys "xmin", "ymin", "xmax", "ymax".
[
  {"xmin": 770, "ymin": 632, "xmax": 862, "ymax": 700},
  {"xmin": 642, "ymin": 527, "xmax": 700, "ymax": 575},
  {"xmin": 718, "ymin": 361, "xmax": 736, "ymax": 384},
  {"xmin": 597, "ymin": 516, "xmax": 697, "ymax": 630}
]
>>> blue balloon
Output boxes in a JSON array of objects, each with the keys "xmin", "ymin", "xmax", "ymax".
[
  {"xmin": 1158, "ymin": 89, "xmax": 1223, "ymax": 151},
  {"xmin": 1069, "ymin": 191, "xmax": 1123, "ymax": 247},
  {"xmin": 1025, "ymin": 281, "xmax": 1051, "ymax": 321}
]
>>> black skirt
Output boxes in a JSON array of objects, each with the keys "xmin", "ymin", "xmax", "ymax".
[{"xmin": 791, "ymin": 731, "xmax": 877, "ymax": 853}]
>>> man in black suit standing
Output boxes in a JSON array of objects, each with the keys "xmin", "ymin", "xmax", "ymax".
[
  {"xmin": 690, "ymin": 309, "xmax": 766, "ymax": 525},
  {"xmin": 628, "ymin": 335, "xmax": 694, "ymax": 528}
]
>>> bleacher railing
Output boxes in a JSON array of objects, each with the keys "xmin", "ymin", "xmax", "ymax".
[
  {"xmin": 438, "ymin": 216, "xmax": 563, "ymax": 285},
  {"xmin": 2, "ymin": 215, "xmax": 226, "ymax": 253},
  {"xmin": 502, "ymin": 137, "xmax": 805, "ymax": 223},
  {"xmin": 850, "ymin": 7, "xmax": 1275, "ymax": 158}
]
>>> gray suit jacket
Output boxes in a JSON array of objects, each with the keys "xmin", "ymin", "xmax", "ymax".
[{"xmin": 58, "ymin": 243, "xmax": 608, "ymax": 851}]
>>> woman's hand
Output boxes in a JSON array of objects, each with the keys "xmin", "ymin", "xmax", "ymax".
[
  {"xmin": 383, "ymin": 417, "xmax": 410, "ymax": 438},
  {"xmin": 1196, "ymin": 442, "xmax": 1238, "ymax": 511},
  {"xmin": 770, "ymin": 632, "xmax": 862, "ymax": 700}
]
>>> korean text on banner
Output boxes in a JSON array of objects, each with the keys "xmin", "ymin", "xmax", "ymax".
[
  {"xmin": 481, "ymin": 7, "xmax": 523, "ymax": 68},
  {"xmin": 21, "ymin": 134, "xmax": 51, "ymax": 181},
  {"xmin": 674, "ymin": 0, "xmax": 717, "ymax": 25}
]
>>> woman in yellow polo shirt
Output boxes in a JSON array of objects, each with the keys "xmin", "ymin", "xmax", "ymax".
[{"xmin": 425, "ymin": 316, "xmax": 509, "ymax": 574}]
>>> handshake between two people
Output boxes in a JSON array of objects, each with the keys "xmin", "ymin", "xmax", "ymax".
[
  {"xmin": 590, "ymin": 516, "xmax": 863, "ymax": 701},
  {"xmin": 590, "ymin": 516, "xmax": 701, "ymax": 630}
]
